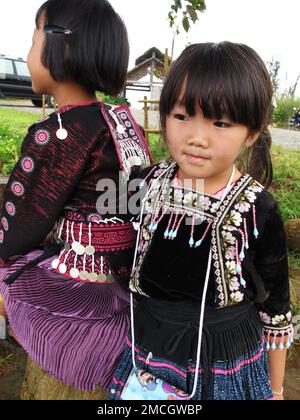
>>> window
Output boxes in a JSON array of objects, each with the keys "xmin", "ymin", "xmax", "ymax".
[
  {"xmin": 0, "ymin": 58, "xmax": 14, "ymax": 76},
  {"xmin": 14, "ymin": 61, "xmax": 30, "ymax": 77}
]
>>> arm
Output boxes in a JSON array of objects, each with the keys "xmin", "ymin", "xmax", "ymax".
[
  {"xmin": 0, "ymin": 113, "xmax": 102, "ymax": 263},
  {"xmin": 254, "ymin": 198, "xmax": 293, "ymax": 400}
]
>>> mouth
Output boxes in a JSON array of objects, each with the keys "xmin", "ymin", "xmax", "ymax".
[{"xmin": 184, "ymin": 153, "xmax": 210, "ymax": 163}]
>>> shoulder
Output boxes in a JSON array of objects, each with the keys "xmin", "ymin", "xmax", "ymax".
[{"xmin": 24, "ymin": 104, "xmax": 108, "ymax": 151}]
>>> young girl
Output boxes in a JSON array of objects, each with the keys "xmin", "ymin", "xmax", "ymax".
[
  {"xmin": 109, "ymin": 42, "xmax": 293, "ymax": 401},
  {"xmin": 0, "ymin": 0, "xmax": 151, "ymax": 396}
]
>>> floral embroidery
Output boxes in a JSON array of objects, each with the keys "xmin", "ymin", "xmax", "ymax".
[
  {"xmin": 228, "ymin": 291, "xmax": 244, "ymax": 305},
  {"xmin": 0, "ymin": 229, "xmax": 4, "ymax": 244},
  {"xmin": 224, "ymin": 210, "xmax": 243, "ymax": 227},
  {"xmin": 197, "ymin": 195, "xmax": 212, "ymax": 211},
  {"xmin": 11, "ymin": 181, "xmax": 25, "ymax": 197},
  {"xmin": 225, "ymin": 261, "xmax": 240, "ymax": 291},
  {"xmin": 234, "ymin": 190, "xmax": 256, "ymax": 213},
  {"xmin": 1, "ymin": 217, "xmax": 9, "ymax": 232},
  {"xmin": 259, "ymin": 310, "xmax": 292, "ymax": 329},
  {"xmin": 5, "ymin": 202, "xmax": 16, "ymax": 217},
  {"xmin": 183, "ymin": 191, "xmax": 197, "ymax": 206},
  {"xmin": 34, "ymin": 129, "xmax": 51, "ymax": 146},
  {"xmin": 221, "ymin": 231, "xmax": 236, "ymax": 260},
  {"xmin": 259, "ymin": 311, "xmax": 271, "ymax": 325},
  {"xmin": 21, "ymin": 156, "xmax": 35, "ymax": 173}
]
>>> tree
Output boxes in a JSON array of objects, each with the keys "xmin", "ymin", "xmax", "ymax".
[
  {"xmin": 168, "ymin": 0, "xmax": 206, "ymax": 33},
  {"xmin": 168, "ymin": 1, "xmax": 206, "ymax": 61},
  {"xmin": 267, "ymin": 58, "xmax": 281, "ymax": 95}
]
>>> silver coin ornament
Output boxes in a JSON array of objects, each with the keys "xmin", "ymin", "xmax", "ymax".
[
  {"xmin": 72, "ymin": 241, "xmax": 80, "ymax": 252},
  {"xmin": 59, "ymin": 263, "xmax": 67, "ymax": 274},
  {"xmin": 76, "ymin": 244, "xmax": 86, "ymax": 256},
  {"xmin": 56, "ymin": 128, "xmax": 68, "ymax": 140},
  {"xmin": 89, "ymin": 272, "xmax": 98, "ymax": 283},
  {"xmin": 85, "ymin": 245, "xmax": 96, "ymax": 256},
  {"xmin": 70, "ymin": 268, "xmax": 80, "ymax": 279},
  {"xmin": 80, "ymin": 271, "xmax": 89, "ymax": 281},
  {"xmin": 97, "ymin": 274, "xmax": 107, "ymax": 283},
  {"xmin": 51, "ymin": 258, "xmax": 60, "ymax": 270}
]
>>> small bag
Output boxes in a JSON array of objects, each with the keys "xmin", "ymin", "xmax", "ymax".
[{"xmin": 120, "ymin": 367, "xmax": 191, "ymax": 400}]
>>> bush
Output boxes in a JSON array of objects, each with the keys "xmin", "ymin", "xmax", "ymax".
[
  {"xmin": 0, "ymin": 126, "xmax": 23, "ymax": 175},
  {"xmin": 97, "ymin": 93, "xmax": 130, "ymax": 107},
  {"xmin": 272, "ymin": 98, "xmax": 300, "ymax": 128}
]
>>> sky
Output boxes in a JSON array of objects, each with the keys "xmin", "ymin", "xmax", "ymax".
[{"xmin": 0, "ymin": 0, "xmax": 299, "ymax": 100}]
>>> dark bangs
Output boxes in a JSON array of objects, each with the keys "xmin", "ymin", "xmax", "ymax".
[{"xmin": 160, "ymin": 42, "xmax": 273, "ymax": 133}]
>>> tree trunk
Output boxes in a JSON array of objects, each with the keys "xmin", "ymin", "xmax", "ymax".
[
  {"xmin": 21, "ymin": 358, "xmax": 108, "ymax": 400},
  {"xmin": 285, "ymin": 219, "xmax": 300, "ymax": 251}
]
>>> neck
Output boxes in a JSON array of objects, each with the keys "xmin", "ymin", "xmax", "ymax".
[{"xmin": 51, "ymin": 82, "xmax": 97, "ymax": 109}]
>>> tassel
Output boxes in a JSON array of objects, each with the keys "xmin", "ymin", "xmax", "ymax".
[
  {"xmin": 189, "ymin": 214, "xmax": 195, "ymax": 247},
  {"xmin": 164, "ymin": 208, "xmax": 174, "ymax": 239},
  {"xmin": 195, "ymin": 220, "xmax": 212, "ymax": 248},
  {"xmin": 171, "ymin": 212, "xmax": 186, "ymax": 240},
  {"xmin": 253, "ymin": 205, "xmax": 259, "ymax": 238},
  {"xmin": 243, "ymin": 219, "xmax": 249, "ymax": 250}
]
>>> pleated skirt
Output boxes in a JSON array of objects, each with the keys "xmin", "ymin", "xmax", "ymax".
[{"xmin": 0, "ymin": 249, "xmax": 130, "ymax": 391}]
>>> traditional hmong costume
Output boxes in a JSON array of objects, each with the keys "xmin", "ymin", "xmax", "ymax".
[
  {"xmin": 0, "ymin": 101, "xmax": 151, "ymax": 391},
  {"xmin": 109, "ymin": 160, "xmax": 293, "ymax": 400}
]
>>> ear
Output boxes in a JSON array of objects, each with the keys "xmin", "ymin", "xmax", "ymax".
[{"xmin": 244, "ymin": 132, "xmax": 260, "ymax": 148}]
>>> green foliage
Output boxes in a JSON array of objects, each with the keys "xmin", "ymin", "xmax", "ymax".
[
  {"xmin": 168, "ymin": 0, "xmax": 206, "ymax": 33},
  {"xmin": 0, "ymin": 126, "xmax": 23, "ymax": 175},
  {"xmin": 273, "ymin": 98, "xmax": 300, "ymax": 128},
  {"xmin": 289, "ymin": 251, "xmax": 300, "ymax": 273},
  {"xmin": 148, "ymin": 133, "xmax": 169, "ymax": 163},
  {"xmin": 270, "ymin": 146, "xmax": 300, "ymax": 221},
  {"xmin": 97, "ymin": 93, "xmax": 130, "ymax": 107}
]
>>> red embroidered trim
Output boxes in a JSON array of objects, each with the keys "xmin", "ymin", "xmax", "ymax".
[{"xmin": 61, "ymin": 220, "xmax": 137, "ymax": 252}]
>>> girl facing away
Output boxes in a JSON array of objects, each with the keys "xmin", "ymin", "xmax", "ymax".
[
  {"xmin": 0, "ymin": 0, "xmax": 151, "ymax": 397},
  {"xmin": 109, "ymin": 42, "xmax": 293, "ymax": 401}
]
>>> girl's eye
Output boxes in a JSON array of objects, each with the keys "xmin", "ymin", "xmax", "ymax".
[
  {"xmin": 213, "ymin": 121, "xmax": 232, "ymax": 128},
  {"xmin": 174, "ymin": 114, "xmax": 189, "ymax": 121}
]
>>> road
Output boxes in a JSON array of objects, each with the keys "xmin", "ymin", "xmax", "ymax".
[{"xmin": 1, "ymin": 101, "xmax": 300, "ymax": 150}]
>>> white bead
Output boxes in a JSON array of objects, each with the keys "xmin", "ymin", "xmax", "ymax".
[
  {"xmin": 56, "ymin": 128, "xmax": 68, "ymax": 140},
  {"xmin": 116, "ymin": 125, "xmax": 125, "ymax": 134}
]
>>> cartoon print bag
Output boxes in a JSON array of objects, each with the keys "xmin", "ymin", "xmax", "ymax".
[{"xmin": 120, "ymin": 367, "xmax": 191, "ymax": 400}]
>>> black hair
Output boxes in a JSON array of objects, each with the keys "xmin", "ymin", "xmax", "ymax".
[
  {"xmin": 36, "ymin": 0, "xmax": 129, "ymax": 96},
  {"xmin": 160, "ymin": 42, "xmax": 273, "ymax": 188}
]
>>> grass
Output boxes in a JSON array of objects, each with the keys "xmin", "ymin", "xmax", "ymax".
[
  {"xmin": 0, "ymin": 108, "xmax": 43, "ymax": 137},
  {"xmin": 0, "ymin": 353, "xmax": 13, "ymax": 369},
  {"xmin": 270, "ymin": 146, "xmax": 300, "ymax": 221}
]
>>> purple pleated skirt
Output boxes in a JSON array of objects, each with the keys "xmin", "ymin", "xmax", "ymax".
[{"xmin": 0, "ymin": 250, "xmax": 130, "ymax": 391}]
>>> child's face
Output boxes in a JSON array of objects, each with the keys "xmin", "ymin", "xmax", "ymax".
[
  {"xmin": 27, "ymin": 12, "xmax": 53, "ymax": 95},
  {"xmin": 166, "ymin": 101, "xmax": 257, "ymax": 188}
]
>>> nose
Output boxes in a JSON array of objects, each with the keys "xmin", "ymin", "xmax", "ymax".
[{"xmin": 187, "ymin": 125, "xmax": 209, "ymax": 148}]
